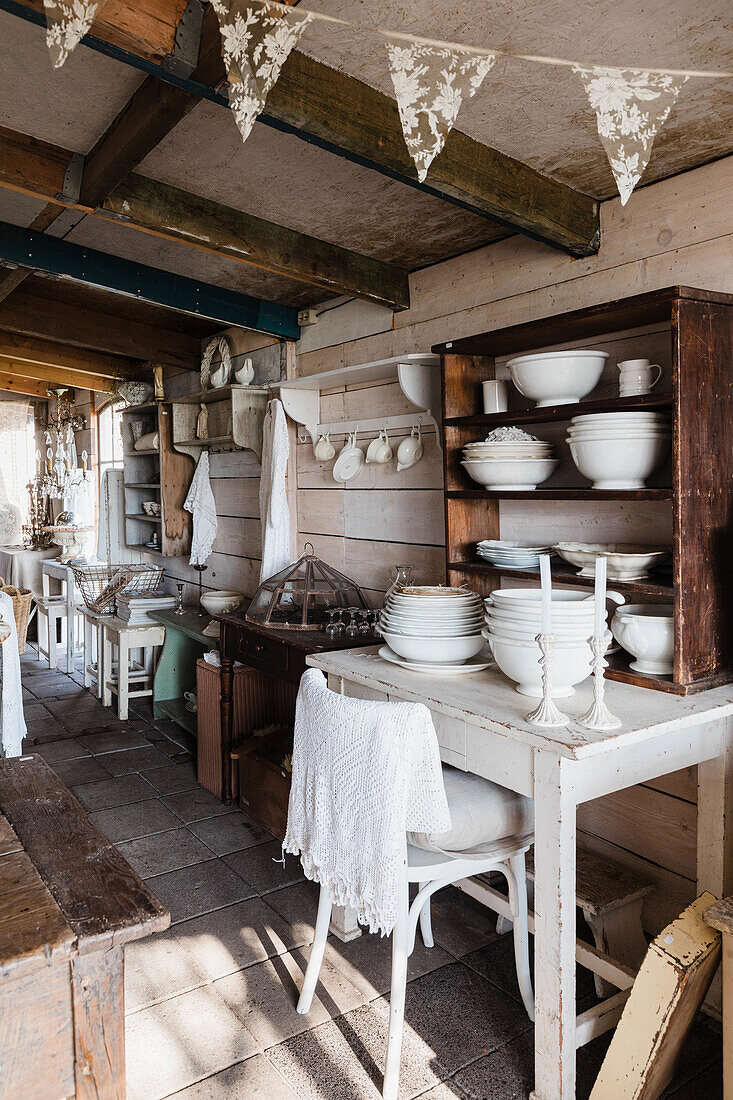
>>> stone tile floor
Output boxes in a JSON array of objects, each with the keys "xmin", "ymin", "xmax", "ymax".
[{"xmin": 20, "ymin": 647, "xmax": 722, "ymax": 1099}]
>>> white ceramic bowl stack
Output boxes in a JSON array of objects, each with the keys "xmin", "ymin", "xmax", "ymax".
[
  {"xmin": 483, "ymin": 588, "xmax": 624, "ymax": 697},
  {"xmin": 462, "ymin": 430, "xmax": 558, "ymax": 490},
  {"xmin": 567, "ymin": 412, "xmax": 671, "ymax": 489},
  {"xmin": 476, "ymin": 540, "xmax": 554, "ymax": 570},
  {"xmin": 378, "ymin": 586, "xmax": 485, "ymax": 664}
]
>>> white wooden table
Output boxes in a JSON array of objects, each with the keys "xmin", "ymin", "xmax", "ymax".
[{"xmin": 308, "ymin": 646, "xmax": 733, "ymax": 1100}]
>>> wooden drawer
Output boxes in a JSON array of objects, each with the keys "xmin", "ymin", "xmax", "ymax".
[{"xmin": 234, "ymin": 630, "xmax": 289, "ymax": 677}]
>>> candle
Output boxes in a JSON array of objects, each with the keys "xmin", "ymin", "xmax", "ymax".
[
  {"xmin": 540, "ymin": 554, "xmax": 552, "ymax": 635},
  {"xmin": 594, "ymin": 554, "xmax": 607, "ymax": 637},
  {"xmin": 81, "ymin": 449, "xmax": 88, "ymax": 474},
  {"xmin": 35, "ymin": 449, "xmax": 41, "ymax": 471}
]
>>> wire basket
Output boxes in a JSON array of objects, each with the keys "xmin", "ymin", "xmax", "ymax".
[{"xmin": 71, "ymin": 563, "xmax": 165, "ymax": 615}]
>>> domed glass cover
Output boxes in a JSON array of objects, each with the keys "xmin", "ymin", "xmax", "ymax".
[{"xmin": 246, "ymin": 545, "xmax": 367, "ymax": 630}]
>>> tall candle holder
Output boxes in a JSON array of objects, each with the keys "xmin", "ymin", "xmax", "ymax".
[
  {"xmin": 527, "ymin": 633, "xmax": 570, "ymax": 727},
  {"xmin": 578, "ymin": 630, "xmax": 622, "ymax": 730}
]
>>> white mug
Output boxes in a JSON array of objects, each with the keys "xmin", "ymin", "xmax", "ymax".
[
  {"xmin": 313, "ymin": 433, "xmax": 335, "ymax": 462},
  {"xmin": 366, "ymin": 429, "xmax": 392, "ymax": 465},
  {"xmin": 396, "ymin": 425, "xmax": 423, "ymax": 472},
  {"xmin": 482, "ymin": 380, "xmax": 508, "ymax": 414},
  {"xmin": 618, "ymin": 359, "xmax": 663, "ymax": 396}
]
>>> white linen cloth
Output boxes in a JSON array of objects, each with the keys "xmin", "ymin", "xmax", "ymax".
[
  {"xmin": 259, "ymin": 399, "xmax": 291, "ymax": 582},
  {"xmin": 284, "ymin": 668, "xmax": 451, "ymax": 936},
  {"xmin": 0, "ymin": 590, "xmax": 26, "ymax": 758},
  {"xmin": 184, "ymin": 451, "xmax": 218, "ymax": 566}
]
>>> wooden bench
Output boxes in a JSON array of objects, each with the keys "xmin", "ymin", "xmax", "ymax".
[{"xmin": 0, "ymin": 754, "xmax": 170, "ymax": 1100}]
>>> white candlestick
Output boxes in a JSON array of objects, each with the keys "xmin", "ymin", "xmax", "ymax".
[
  {"xmin": 594, "ymin": 554, "xmax": 607, "ymax": 637},
  {"xmin": 540, "ymin": 554, "xmax": 552, "ymax": 635}
]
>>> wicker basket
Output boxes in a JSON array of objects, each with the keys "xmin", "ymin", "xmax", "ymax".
[
  {"xmin": 0, "ymin": 577, "xmax": 33, "ymax": 654},
  {"xmin": 70, "ymin": 563, "xmax": 165, "ymax": 615}
]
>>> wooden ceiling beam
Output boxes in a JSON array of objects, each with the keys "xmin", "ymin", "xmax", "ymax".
[
  {"xmin": 0, "ymin": 356, "xmax": 116, "ymax": 392},
  {"xmin": 0, "ymin": 371, "xmax": 51, "ymax": 398},
  {"xmin": 9, "ymin": 0, "xmax": 188, "ymax": 62},
  {"xmin": 0, "ymin": 126, "xmax": 410, "ymax": 310},
  {"xmin": 0, "ymin": 331, "xmax": 144, "ymax": 378}
]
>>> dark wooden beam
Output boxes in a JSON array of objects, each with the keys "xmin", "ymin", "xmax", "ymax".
[
  {"xmin": 0, "ymin": 0, "xmax": 600, "ymax": 257},
  {"xmin": 0, "ymin": 221, "xmax": 301, "ymax": 339},
  {"xmin": 0, "ymin": 126, "xmax": 410, "ymax": 309},
  {"xmin": 11, "ymin": 0, "xmax": 188, "ymax": 62},
  {"xmin": 0, "ymin": 331, "xmax": 143, "ymax": 378},
  {"xmin": 0, "ymin": 371, "xmax": 50, "ymax": 398}
]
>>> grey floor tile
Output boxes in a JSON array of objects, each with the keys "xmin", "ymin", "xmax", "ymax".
[
  {"xmin": 71, "ymin": 773, "xmax": 156, "ymax": 812},
  {"xmin": 51, "ymin": 756, "xmax": 112, "ymax": 787},
  {"xmin": 35, "ymin": 738, "xmax": 90, "ymax": 763},
  {"xmin": 22, "ymin": 686, "xmax": 34, "ymax": 702},
  {"xmin": 189, "ymin": 810, "xmax": 273, "ymax": 856},
  {"xmin": 80, "ymin": 728, "xmax": 151, "ymax": 754},
  {"xmin": 124, "ymin": 930, "xmax": 209, "ymax": 1013},
  {"xmin": 144, "ymin": 760, "xmax": 199, "ymax": 795},
  {"xmin": 90, "ymin": 798, "xmax": 181, "ymax": 844},
  {"xmin": 145, "ymin": 859, "xmax": 257, "ymax": 924},
  {"xmin": 264, "ymin": 880, "xmax": 322, "ymax": 946},
  {"xmin": 166, "ymin": 1054, "xmax": 300, "ymax": 1099},
  {"xmin": 463, "ymin": 932, "xmax": 596, "ymax": 1008},
  {"xmin": 24, "ymin": 715, "xmax": 67, "ymax": 740},
  {"xmin": 415, "ymin": 1083, "xmax": 467, "ymax": 1099},
  {"xmin": 174, "ymin": 895, "xmax": 309, "ymax": 982},
  {"xmin": 163, "ymin": 787, "xmax": 237, "ymax": 824},
  {"xmin": 117, "ymin": 828, "xmax": 213, "ymax": 878},
  {"xmin": 427, "ymin": 885, "xmax": 501, "ymax": 958},
  {"xmin": 125, "ymin": 985, "xmax": 259, "ymax": 1100},
  {"xmin": 24, "ymin": 702, "xmax": 51, "ymax": 722},
  {"xmin": 46, "ymin": 694, "xmax": 112, "ymax": 717},
  {"xmin": 214, "ymin": 946, "xmax": 368, "ymax": 1050},
  {"xmin": 224, "ymin": 842, "xmax": 304, "ymax": 896},
  {"xmin": 324, "ymin": 930, "xmax": 455, "ymax": 1003},
  {"xmin": 100, "ymin": 745, "xmax": 172, "ymax": 776}
]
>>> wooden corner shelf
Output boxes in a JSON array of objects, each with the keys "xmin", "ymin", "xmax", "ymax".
[{"xmin": 171, "ymin": 385, "xmax": 268, "ymax": 462}]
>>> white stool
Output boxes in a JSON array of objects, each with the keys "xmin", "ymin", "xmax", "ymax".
[
  {"xmin": 292, "ymin": 686, "xmax": 535, "ymax": 1100},
  {"xmin": 79, "ymin": 605, "xmax": 105, "ymax": 699},
  {"xmin": 101, "ymin": 617, "xmax": 165, "ymax": 720},
  {"xmin": 37, "ymin": 561, "xmax": 82, "ymax": 673}
]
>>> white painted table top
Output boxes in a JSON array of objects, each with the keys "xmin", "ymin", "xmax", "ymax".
[{"xmin": 307, "ymin": 646, "xmax": 733, "ymax": 760}]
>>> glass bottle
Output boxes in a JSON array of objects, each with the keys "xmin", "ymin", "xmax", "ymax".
[{"xmin": 385, "ymin": 564, "xmax": 413, "ymax": 601}]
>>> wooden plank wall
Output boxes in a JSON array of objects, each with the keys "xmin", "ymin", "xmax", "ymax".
[{"xmin": 289, "ymin": 155, "xmax": 733, "ymax": 933}]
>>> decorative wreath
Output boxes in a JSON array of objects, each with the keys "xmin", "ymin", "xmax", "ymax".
[{"xmin": 200, "ymin": 335, "xmax": 233, "ymax": 390}]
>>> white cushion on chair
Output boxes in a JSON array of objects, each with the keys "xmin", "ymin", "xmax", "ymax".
[{"xmin": 408, "ymin": 765, "xmax": 533, "ymax": 858}]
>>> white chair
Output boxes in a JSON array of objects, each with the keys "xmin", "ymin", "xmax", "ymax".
[
  {"xmin": 37, "ymin": 561, "xmax": 82, "ymax": 673},
  {"xmin": 293, "ymin": 692, "xmax": 535, "ymax": 1100}
]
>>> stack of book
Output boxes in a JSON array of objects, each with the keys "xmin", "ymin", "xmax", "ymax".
[{"xmin": 116, "ymin": 592, "xmax": 177, "ymax": 624}]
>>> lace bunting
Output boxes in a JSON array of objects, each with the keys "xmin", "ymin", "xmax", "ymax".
[
  {"xmin": 386, "ymin": 40, "xmax": 497, "ymax": 182},
  {"xmin": 44, "ymin": 0, "xmax": 103, "ymax": 67},
  {"xmin": 211, "ymin": 0, "xmax": 314, "ymax": 144},
  {"xmin": 573, "ymin": 66, "xmax": 687, "ymax": 204}
]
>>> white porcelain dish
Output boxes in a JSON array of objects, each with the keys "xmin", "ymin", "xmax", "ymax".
[
  {"xmin": 380, "ymin": 620, "xmax": 483, "ymax": 637},
  {"xmin": 506, "ymin": 350, "xmax": 608, "ymax": 407},
  {"xmin": 478, "ymin": 540, "xmax": 553, "ymax": 552},
  {"xmin": 484, "ymin": 630, "xmax": 593, "ymax": 696},
  {"xmin": 379, "ymin": 630, "xmax": 485, "ymax": 664},
  {"xmin": 554, "ymin": 542, "xmax": 671, "ymax": 580},
  {"xmin": 462, "ymin": 457, "xmax": 558, "ymax": 490},
  {"xmin": 378, "ymin": 645, "xmax": 494, "ymax": 675},
  {"xmin": 333, "ymin": 433, "xmax": 365, "ymax": 482},
  {"xmin": 611, "ymin": 603, "xmax": 674, "ymax": 675},
  {"xmin": 568, "ymin": 434, "xmax": 670, "ymax": 489},
  {"xmin": 488, "ymin": 588, "xmax": 610, "ymax": 609},
  {"xmin": 200, "ymin": 590, "xmax": 244, "ymax": 615}
]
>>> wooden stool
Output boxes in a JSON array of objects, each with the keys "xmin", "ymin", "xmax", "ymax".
[
  {"xmin": 101, "ymin": 617, "xmax": 165, "ymax": 720},
  {"xmin": 37, "ymin": 561, "xmax": 82, "ymax": 674},
  {"xmin": 78, "ymin": 605, "xmax": 105, "ymax": 699},
  {"xmin": 0, "ymin": 754, "xmax": 169, "ymax": 1099}
]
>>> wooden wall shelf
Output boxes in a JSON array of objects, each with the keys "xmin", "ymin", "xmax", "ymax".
[
  {"xmin": 171, "ymin": 384, "xmax": 268, "ymax": 462},
  {"xmin": 437, "ymin": 286, "xmax": 733, "ymax": 694}
]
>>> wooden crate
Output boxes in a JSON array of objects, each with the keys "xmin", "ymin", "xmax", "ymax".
[
  {"xmin": 196, "ymin": 658, "xmax": 297, "ymax": 799},
  {"xmin": 233, "ymin": 740, "xmax": 292, "ymax": 841}
]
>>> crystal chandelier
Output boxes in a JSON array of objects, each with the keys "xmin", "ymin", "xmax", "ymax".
[{"xmin": 38, "ymin": 387, "xmax": 88, "ymax": 500}]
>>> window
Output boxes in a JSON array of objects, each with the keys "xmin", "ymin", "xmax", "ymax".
[{"xmin": 97, "ymin": 400, "xmax": 125, "ymax": 485}]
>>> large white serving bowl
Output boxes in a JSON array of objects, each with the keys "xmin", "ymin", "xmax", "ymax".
[
  {"xmin": 611, "ymin": 604, "xmax": 674, "ymax": 675},
  {"xmin": 379, "ymin": 629, "xmax": 485, "ymax": 664},
  {"xmin": 485, "ymin": 630, "xmax": 593, "ymax": 696},
  {"xmin": 488, "ymin": 588, "xmax": 603, "ymax": 610},
  {"xmin": 568, "ymin": 434, "xmax": 670, "ymax": 489},
  {"xmin": 571, "ymin": 411, "xmax": 668, "ymax": 425},
  {"xmin": 554, "ymin": 543, "xmax": 671, "ymax": 580},
  {"xmin": 506, "ymin": 350, "xmax": 608, "ymax": 407},
  {"xmin": 200, "ymin": 590, "xmax": 244, "ymax": 615},
  {"xmin": 484, "ymin": 611, "xmax": 592, "ymax": 638},
  {"xmin": 462, "ymin": 457, "xmax": 558, "ymax": 490}
]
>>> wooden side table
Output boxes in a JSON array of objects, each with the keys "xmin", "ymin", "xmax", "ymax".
[
  {"xmin": 101, "ymin": 616, "xmax": 166, "ymax": 720},
  {"xmin": 0, "ymin": 754, "xmax": 169, "ymax": 1099}
]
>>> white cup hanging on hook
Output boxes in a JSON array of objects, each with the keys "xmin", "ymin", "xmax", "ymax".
[
  {"xmin": 366, "ymin": 428, "xmax": 393, "ymax": 465},
  {"xmin": 314, "ymin": 433, "xmax": 336, "ymax": 462},
  {"xmin": 396, "ymin": 423, "xmax": 424, "ymax": 471}
]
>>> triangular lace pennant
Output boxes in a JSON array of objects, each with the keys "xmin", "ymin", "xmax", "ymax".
[
  {"xmin": 573, "ymin": 66, "xmax": 687, "ymax": 204},
  {"xmin": 385, "ymin": 40, "xmax": 497, "ymax": 182},
  {"xmin": 44, "ymin": 0, "xmax": 104, "ymax": 68},
  {"xmin": 211, "ymin": 0, "xmax": 314, "ymax": 144}
]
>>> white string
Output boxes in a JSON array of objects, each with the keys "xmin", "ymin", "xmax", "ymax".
[{"xmin": 265, "ymin": 0, "xmax": 733, "ymax": 79}]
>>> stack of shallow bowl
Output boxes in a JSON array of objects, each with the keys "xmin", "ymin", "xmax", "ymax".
[
  {"xmin": 567, "ymin": 412, "xmax": 671, "ymax": 489},
  {"xmin": 378, "ymin": 586, "xmax": 484, "ymax": 664},
  {"xmin": 462, "ymin": 434, "xmax": 558, "ymax": 490},
  {"xmin": 483, "ymin": 588, "xmax": 620, "ymax": 697},
  {"xmin": 476, "ymin": 540, "xmax": 554, "ymax": 570}
]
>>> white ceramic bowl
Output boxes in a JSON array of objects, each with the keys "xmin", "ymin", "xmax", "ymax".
[
  {"xmin": 461, "ymin": 457, "xmax": 558, "ymax": 490},
  {"xmin": 506, "ymin": 350, "xmax": 608, "ymax": 407},
  {"xmin": 554, "ymin": 543, "xmax": 671, "ymax": 580},
  {"xmin": 379, "ymin": 629, "xmax": 485, "ymax": 664},
  {"xmin": 485, "ymin": 630, "xmax": 593, "ymax": 696},
  {"xmin": 200, "ymin": 590, "xmax": 244, "ymax": 615},
  {"xmin": 488, "ymin": 588, "xmax": 606, "ymax": 610},
  {"xmin": 611, "ymin": 604, "xmax": 674, "ymax": 674},
  {"xmin": 571, "ymin": 412, "xmax": 668, "ymax": 425},
  {"xmin": 568, "ymin": 434, "xmax": 670, "ymax": 489}
]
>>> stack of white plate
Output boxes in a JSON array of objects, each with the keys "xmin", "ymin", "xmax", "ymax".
[
  {"xmin": 476, "ymin": 540, "xmax": 554, "ymax": 570},
  {"xmin": 483, "ymin": 588, "xmax": 622, "ymax": 697},
  {"xmin": 462, "ymin": 435, "xmax": 558, "ymax": 490},
  {"xmin": 567, "ymin": 412, "xmax": 671, "ymax": 489},
  {"xmin": 378, "ymin": 586, "xmax": 485, "ymax": 665}
]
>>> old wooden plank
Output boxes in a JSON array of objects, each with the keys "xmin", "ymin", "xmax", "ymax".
[
  {"xmin": 296, "ymin": 431, "xmax": 443, "ymax": 491},
  {"xmin": 71, "ymin": 947, "xmax": 126, "ymax": 1099},
  {"xmin": 16, "ymin": 0, "xmax": 187, "ymax": 61},
  {"xmin": 212, "ymin": 477, "xmax": 260, "ymax": 519},
  {"xmin": 0, "ymin": 356, "xmax": 118, "ymax": 393},
  {"xmin": 0, "ymin": 848, "xmax": 76, "ymax": 978},
  {"xmin": 0, "ymin": 124, "xmax": 69, "ymax": 201},
  {"xmin": 0, "ymin": 330, "xmax": 143, "ymax": 379},
  {"xmin": 0, "ymin": 371, "xmax": 49, "ymax": 398},
  {"xmin": 0, "ymin": 963, "xmax": 75, "ymax": 1100},
  {"xmin": 293, "ymin": 531, "xmax": 445, "ymax": 593}
]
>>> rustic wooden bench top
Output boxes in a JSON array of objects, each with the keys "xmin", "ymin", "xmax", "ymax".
[{"xmin": 0, "ymin": 754, "xmax": 170, "ymax": 978}]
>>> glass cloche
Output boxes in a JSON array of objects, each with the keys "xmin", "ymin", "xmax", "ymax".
[{"xmin": 246, "ymin": 544, "xmax": 367, "ymax": 630}]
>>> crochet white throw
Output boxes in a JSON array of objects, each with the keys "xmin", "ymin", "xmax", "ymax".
[
  {"xmin": 284, "ymin": 668, "xmax": 451, "ymax": 936},
  {"xmin": 259, "ymin": 398, "xmax": 291, "ymax": 582},
  {"xmin": 184, "ymin": 451, "xmax": 218, "ymax": 566},
  {"xmin": 0, "ymin": 590, "xmax": 27, "ymax": 758}
]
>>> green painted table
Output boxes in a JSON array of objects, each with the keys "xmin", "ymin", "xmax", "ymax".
[{"xmin": 150, "ymin": 609, "xmax": 217, "ymax": 736}]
